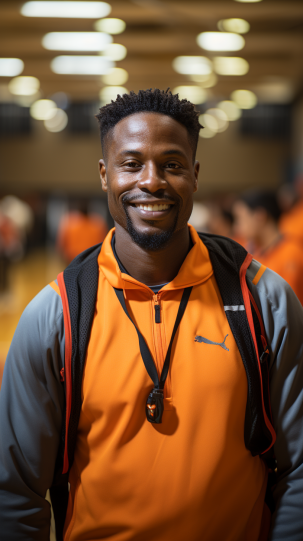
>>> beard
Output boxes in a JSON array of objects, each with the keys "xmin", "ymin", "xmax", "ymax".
[{"xmin": 122, "ymin": 199, "xmax": 179, "ymax": 252}]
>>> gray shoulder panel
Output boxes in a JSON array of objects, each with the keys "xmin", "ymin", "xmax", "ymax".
[
  {"xmin": 0, "ymin": 283, "xmax": 65, "ymax": 540},
  {"xmin": 247, "ymin": 264, "xmax": 303, "ymax": 541},
  {"xmin": 246, "ymin": 258, "xmax": 263, "ymax": 283}
]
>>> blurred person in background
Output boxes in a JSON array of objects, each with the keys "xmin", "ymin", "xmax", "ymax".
[
  {"xmin": 0, "ymin": 195, "xmax": 33, "ymax": 260},
  {"xmin": 279, "ymin": 174, "xmax": 303, "ymax": 244},
  {"xmin": 57, "ymin": 201, "xmax": 108, "ymax": 263},
  {"xmin": 277, "ymin": 182, "xmax": 297, "ymax": 215},
  {"xmin": 233, "ymin": 189, "xmax": 303, "ymax": 304},
  {"xmin": 1, "ymin": 89, "xmax": 303, "ymax": 541},
  {"xmin": 0, "ymin": 211, "xmax": 18, "ymax": 299},
  {"xmin": 205, "ymin": 199, "xmax": 244, "ymax": 244},
  {"xmin": 0, "ymin": 196, "xmax": 33, "ymax": 311}
]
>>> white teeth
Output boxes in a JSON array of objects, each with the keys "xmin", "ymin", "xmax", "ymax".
[{"xmin": 135, "ymin": 203, "xmax": 170, "ymax": 211}]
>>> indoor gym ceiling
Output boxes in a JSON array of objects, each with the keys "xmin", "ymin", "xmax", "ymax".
[{"xmin": 0, "ymin": 0, "xmax": 303, "ymax": 105}]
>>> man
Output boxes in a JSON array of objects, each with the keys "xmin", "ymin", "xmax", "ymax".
[
  {"xmin": 0, "ymin": 89, "xmax": 303, "ymax": 541},
  {"xmin": 233, "ymin": 189, "xmax": 303, "ymax": 304}
]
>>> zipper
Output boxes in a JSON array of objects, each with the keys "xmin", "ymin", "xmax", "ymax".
[
  {"xmin": 152, "ymin": 294, "xmax": 171, "ymax": 401},
  {"xmin": 154, "ymin": 294, "xmax": 161, "ymax": 323}
]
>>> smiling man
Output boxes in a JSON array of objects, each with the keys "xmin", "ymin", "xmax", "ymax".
[{"xmin": 1, "ymin": 89, "xmax": 303, "ymax": 541}]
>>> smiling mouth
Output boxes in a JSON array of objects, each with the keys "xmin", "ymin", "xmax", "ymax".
[{"xmin": 134, "ymin": 203, "xmax": 171, "ymax": 211}]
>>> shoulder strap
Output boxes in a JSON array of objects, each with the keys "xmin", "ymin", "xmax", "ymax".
[
  {"xmin": 198, "ymin": 233, "xmax": 275, "ymax": 456},
  {"xmin": 52, "ymin": 243, "xmax": 102, "ymax": 540}
]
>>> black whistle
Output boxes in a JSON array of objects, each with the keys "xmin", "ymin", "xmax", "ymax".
[{"xmin": 146, "ymin": 388, "xmax": 164, "ymax": 424}]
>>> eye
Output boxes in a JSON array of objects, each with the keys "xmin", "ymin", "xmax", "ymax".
[
  {"xmin": 166, "ymin": 162, "xmax": 180, "ymax": 169},
  {"xmin": 124, "ymin": 161, "xmax": 141, "ymax": 168}
]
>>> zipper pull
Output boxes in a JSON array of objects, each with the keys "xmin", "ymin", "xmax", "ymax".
[{"xmin": 154, "ymin": 295, "xmax": 161, "ymax": 324}]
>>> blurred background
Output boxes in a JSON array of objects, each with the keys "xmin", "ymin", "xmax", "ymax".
[{"xmin": 1, "ymin": 0, "xmax": 303, "ymax": 384}]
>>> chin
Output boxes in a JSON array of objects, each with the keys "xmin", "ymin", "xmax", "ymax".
[{"xmin": 127, "ymin": 223, "xmax": 175, "ymax": 251}]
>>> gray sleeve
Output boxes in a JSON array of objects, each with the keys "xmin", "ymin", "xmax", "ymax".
[
  {"xmin": 0, "ymin": 284, "xmax": 65, "ymax": 540},
  {"xmin": 249, "ymin": 268, "xmax": 303, "ymax": 541}
]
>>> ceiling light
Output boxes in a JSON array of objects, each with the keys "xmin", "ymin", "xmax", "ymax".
[
  {"xmin": 199, "ymin": 127, "xmax": 216, "ymax": 139},
  {"xmin": 197, "ymin": 32, "xmax": 245, "ymax": 52},
  {"xmin": 30, "ymin": 99, "xmax": 57, "ymax": 120},
  {"xmin": 51, "ymin": 55, "xmax": 113, "ymax": 75},
  {"xmin": 0, "ymin": 58, "xmax": 24, "ymax": 77},
  {"xmin": 217, "ymin": 100, "xmax": 242, "ymax": 121},
  {"xmin": 217, "ymin": 19, "xmax": 250, "ymax": 34},
  {"xmin": 200, "ymin": 109, "xmax": 229, "ymax": 134},
  {"xmin": 44, "ymin": 108, "xmax": 68, "ymax": 132},
  {"xmin": 200, "ymin": 114, "xmax": 218, "ymax": 132},
  {"xmin": 21, "ymin": 2, "xmax": 111, "ymax": 18},
  {"xmin": 102, "ymin": 68, "xmax": 128, "ymax": 85},
  {"xmin": 213, "ymin": 57, "xmax": 249, "ymax": 76},
  {"xmin": 42, "ymin": 32, "xmax": 112, "ymax": 51},
  {"xmin": 234, "ymin": 0, "xmax": 262, "ymax": 3},
  {"xmin": 173, "ymin": 86, "xmax": 207, "ymax": 104},
  {"xmin": 205, "ymin": 108, "xmax": 229, "ymax": 132},
  {"xmin": 172, "ymin": 56, "xmax": 212, "ymax": 75},
  {"xmin": 231, "ymin": 89, "xmax": 257, "ymax": 109},
  {"xmin": 102, "ymin": 43, "xmax": 127, "ymax": 61},
  {"xmin": 100, "ymin": 86, "xmax": 128, "ymax": 104},
  {"xmin": 8, "ymin": 76, "xmax": 40, "ymax": 96},
  {"xmin": 189, "ymin": 72, "xmax": 218, "ymax": 88},
  {"xmin": 94, "ymin": 18, "xmax": 126, "ymax": 34},
  {"xmin": 15, "ymin": 94, "xmax": 41, "ymax": 107}
]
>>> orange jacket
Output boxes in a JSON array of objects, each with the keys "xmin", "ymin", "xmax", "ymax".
[{"xmin": 58, "ymin": 227, "xmax": 272, "ymax": 541}]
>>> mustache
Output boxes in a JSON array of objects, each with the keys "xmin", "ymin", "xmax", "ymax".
[{"xmin": 122, "ymin": 193, "xmax": 177, "ymax": 204}]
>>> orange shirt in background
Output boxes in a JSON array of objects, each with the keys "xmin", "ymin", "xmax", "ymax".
[
  {"xmin": 57, "ymin": 211, "xmax": 108, "ymax": 262},
  {"xmin": 280, "ymin": 199, "xmax": 303, "ymax": 245},
  {"xmin": 253, "ymin": 235, "xmax": 303, "ymax": 304}
]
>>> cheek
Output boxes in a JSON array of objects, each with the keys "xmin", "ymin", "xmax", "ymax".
[
  {"xmin": 106, "ymin": 182, "xmax": 127, "ymax": 226},
  {"xmin": 175, "ymin": 183, "xmax": 195, "ymax": 225}
]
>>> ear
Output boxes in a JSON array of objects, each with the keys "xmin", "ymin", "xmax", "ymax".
[
  {"xmin": 193, "ymin": 161, "xmax": 200, "ymax": 193},
  {"xmin": 99, "ymin": 159, "xmax": 107, "ymax": 193}
]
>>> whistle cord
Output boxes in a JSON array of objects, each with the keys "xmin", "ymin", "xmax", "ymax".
[{"xmin": 114, "ymin": 286, "xmax": 192, "ymax": 391}]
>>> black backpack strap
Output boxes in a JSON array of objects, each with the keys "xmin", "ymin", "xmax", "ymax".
[
  {"xmin": 49, "ymin": 479, "xmax": 69, "ymax": 541},
  {"xmin": 52, "ymin": 243, "xmax": 102, "ymax": 539},
  {"xmin": 199, "ymin": 233, "xmax": 274, "ymax": 456}
]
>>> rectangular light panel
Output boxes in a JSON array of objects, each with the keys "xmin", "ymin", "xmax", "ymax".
[
  {"xmin": 21, "ymin": 2, "xmax": 111, "ymax": 19},
  {"xmin": 43, "ymin": 32, "xmax": 112, "ymax": 51},
  {"xmin": 51, "ymin": 55, "xmax": 113, "ymax": 75}
]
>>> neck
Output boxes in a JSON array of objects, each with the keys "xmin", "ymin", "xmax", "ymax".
[
  {"xmin": 254, "ymin": 222, "xmax": 280, "ymax": 253},
  {"xmin": 114, "ymin": 224, "xmax": 191, "ymax": 286}
]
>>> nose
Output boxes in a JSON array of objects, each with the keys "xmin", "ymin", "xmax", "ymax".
[{"xmin": 136, "ymin": 161, "xmax": 167, "ymax": 193}]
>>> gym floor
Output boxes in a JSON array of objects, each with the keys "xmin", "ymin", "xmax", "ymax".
[{"xmin": 0, "ymin": 250, "xmax": 64, "ymax": 388}]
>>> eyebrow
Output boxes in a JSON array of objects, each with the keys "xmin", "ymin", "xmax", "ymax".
[
  {"xmin": 119, "ymin": 149, "xmax": 187, "ymax": 158},
  {"xmin": 119, "ymin": 150, "xmax": 143, "ymax": 156},
  {"xmin": 162, "ymin": 149, "xmax": 187, "ymax": 159}
]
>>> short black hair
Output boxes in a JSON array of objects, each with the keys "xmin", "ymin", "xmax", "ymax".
[
  {"xmin": 239, "ymin": 189, "xmax": 281, "ymax": 222},
  {"xmin": 95, "ymin": 88, "xmax": 202, "ymax": 161}
]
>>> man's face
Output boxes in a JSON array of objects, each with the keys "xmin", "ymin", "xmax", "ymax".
[{"xmin": 99, "ymin": 112, "xmax": 199, "ymax": 250}]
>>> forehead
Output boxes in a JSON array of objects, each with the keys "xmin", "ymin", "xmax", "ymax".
[{"xmin": 108, "ymin": 112, "xmax": 192, "ymax": 156}]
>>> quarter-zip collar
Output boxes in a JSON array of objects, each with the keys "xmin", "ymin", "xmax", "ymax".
[{"xmin": 99, "ymin": 224, "xmax": 213, "ymax": 291}]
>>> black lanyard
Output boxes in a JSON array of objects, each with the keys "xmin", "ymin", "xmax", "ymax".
[{"xmin": 114, "ymin": 286, "xmax": 192, "ymax": 424}]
